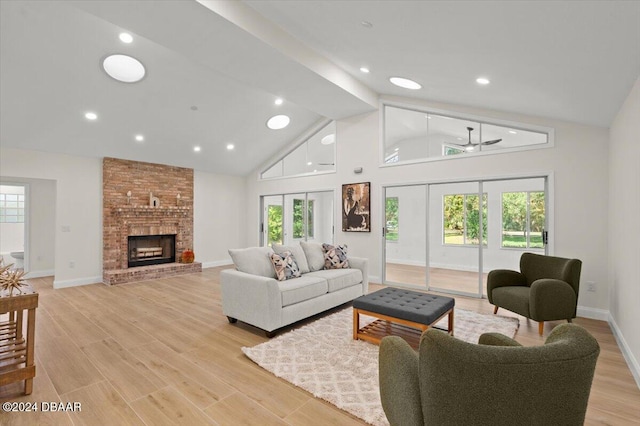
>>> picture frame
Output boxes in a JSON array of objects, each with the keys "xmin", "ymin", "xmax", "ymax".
[{"xmin": 342, "ymin": 182, "xmax": 370, "ymax": 232}]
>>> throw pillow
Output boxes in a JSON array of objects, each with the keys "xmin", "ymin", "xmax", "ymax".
[
  {"xmin": 272, "ymin": 243, "xmax": 310, "ymax": 274},
  {"xmin": 270, "ymin": 251, "xmax": 302, "ymax": 281},
  {"xmin": 228, "ymin": 247, "xmax": 276, "ymax": 278},
  {"xmin": 300, "ymin": 241, "xmax": 325, "ymax": 271},
  {"xmin": 322, "ymin": 243, "xmax": 350, "ymax": 269}
]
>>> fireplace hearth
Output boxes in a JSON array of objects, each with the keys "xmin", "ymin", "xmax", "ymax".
[{"xmin": 128, "ymin": 234, "xmax": 176, "ymax": 267}]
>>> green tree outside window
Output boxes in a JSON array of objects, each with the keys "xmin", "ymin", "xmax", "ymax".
[{"xmin": 385, "ymin": 197, "xmax": 399, "ymax": 241}]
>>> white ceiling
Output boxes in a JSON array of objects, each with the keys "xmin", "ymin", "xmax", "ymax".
[{"xmin": 1, "ymin": 1, "xmax": 638, "ymax": 176}]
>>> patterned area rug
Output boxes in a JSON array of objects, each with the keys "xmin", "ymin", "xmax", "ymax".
[{"xmin": 242, "ymin": 307, "xmax": 519, "ymax": 426}]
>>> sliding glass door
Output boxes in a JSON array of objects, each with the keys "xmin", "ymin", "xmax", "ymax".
[{"xmin": 383, "ymin": 176, "xmax": 549, "ymax": 298}]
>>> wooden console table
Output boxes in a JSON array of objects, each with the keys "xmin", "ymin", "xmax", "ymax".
[{"xmin": 0, "ymin": 283, "xmax": 38, "ymax": 394}]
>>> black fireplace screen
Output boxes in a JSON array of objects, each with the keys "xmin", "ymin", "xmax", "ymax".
[{"xmin": 128, "ymin": 234, "xmax": 176, "ymax": 267}]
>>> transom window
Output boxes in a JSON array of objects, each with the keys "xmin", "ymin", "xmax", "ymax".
[{"xmin": 383, "ymin": 104, "xmax": 552, "ymax": 165}]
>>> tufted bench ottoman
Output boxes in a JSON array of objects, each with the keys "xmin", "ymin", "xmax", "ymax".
[{"xmin": 353, "ymin": 288, "xmax": 454, "ymax": 347}]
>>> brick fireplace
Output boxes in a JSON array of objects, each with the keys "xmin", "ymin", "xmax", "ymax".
[{"xmin": 102, "ymin": 158, "xmax": 202, "ymax": 285}]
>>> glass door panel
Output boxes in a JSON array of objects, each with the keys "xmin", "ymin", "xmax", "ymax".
[
  {"xmin": 306, "ymin": 191, "xmax": 334, "ymax": 244},
  {"xmin": 284, "ymin": 193, "xmax": 307, "ymax": 245},
  {"xmin": 262, "ymin": 195, "xmax": 284, "ymax": 247},
  {"xmin": 428, "ymin": 181, "xmax": 482, "ymax": 296},
  {"xmin": 482, "ymin": 177, "xmax": 546, "ymax": 297},
  {"xmin": 384, "ymin": 185, "xmax": 427, "ymax": 287}
]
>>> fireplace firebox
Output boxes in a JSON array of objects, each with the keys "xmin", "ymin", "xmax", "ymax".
[{"xmin": 128, "ymin": 234, "xmax": 176, "ymax": 267}]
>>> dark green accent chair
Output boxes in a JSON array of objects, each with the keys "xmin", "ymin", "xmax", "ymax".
[
  {"xmin": 487, "ymin": 252, "xmax": 582, "ymax": 335},
  {"xmin": 379, "ymin": 324, "xmax": 600, "ymax": 426}
]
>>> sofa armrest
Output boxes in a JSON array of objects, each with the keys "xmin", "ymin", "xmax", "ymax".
[
  {"xmin": 530, "ymin": 278, "xmax": 577, "ymax": 321},
  {"xmin": 348, "ymin": 256, "xmax": 369, "ymax": 294},
  {"xmin": 486, "ymin": 269, "xmax": 526, "ymax": 304},
  {"xmin": 220, "ymin": 268, "xmax": 282, "ymax": 331}
]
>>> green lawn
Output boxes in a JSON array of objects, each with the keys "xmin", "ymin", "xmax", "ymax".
[{"xmin": 442, "ymin": 231, "xmax": 542, "ymax": 248}]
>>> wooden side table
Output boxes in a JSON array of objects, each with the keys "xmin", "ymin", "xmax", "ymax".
[{"xmin": 0, "ymin": 283, "xmax": 38, "ymax": 395}]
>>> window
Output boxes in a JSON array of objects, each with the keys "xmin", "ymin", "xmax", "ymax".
[
  {"xmin": 502, "ymin": 191, "xmax": 545, "ymax": 248},
  {"xmin": 261, "ymin": 121, "xmax": 336, "ymax": 179},
  {"xmin": 443, "ymin": 193, "xmax": 487, "ymax": 246},
  {"xmin": 267, "ymin": 205, "xmax": 283, "ymax": 245},
  {"xmin": 383, "ymin": 104, "xmax": 551, "ymax": 165},
  {"xmin": 293, "ymin": 199, "xmax": 314, "ymax": 239},
  {"xmin": 385, "ymin": 197, "xmax": 399, "ymax": 241},
  {"xmin": 0, "ymin": 193, "xmax": 25, "ymax": 223}
]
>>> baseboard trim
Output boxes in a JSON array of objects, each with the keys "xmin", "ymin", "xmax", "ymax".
[
  {"xmin": 201, "ymin": 260, "xmax": 234, "ymax": 269},
  {"xmin": 24, "ymin": 269, "xmax": 55, "ymax": 279},
  {"xmin": 53, "ymin": 276, "xmax": 102, "ymax": 289},
  {"xmin": 576, "ymin": 305, "xmax": 609, "ymax": 321},
  {"xmin": 608, "ymin": 314, "xmax": 640, "ymax": 389}
]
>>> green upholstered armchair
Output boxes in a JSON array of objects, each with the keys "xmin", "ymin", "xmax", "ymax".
[
  {"xmin": 379, "ymin": 324, "xmax": 600, "ymax": 426},
  {"xmin": 487, "ymin": 252, "xmax": 582, "ymax": 335}
]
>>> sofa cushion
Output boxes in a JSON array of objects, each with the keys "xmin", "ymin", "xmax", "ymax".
[
  {"xmin": 228, "ymin": 246, "xmax": 275, "ymax": 278},
  {"xmin": 269, "ymin": 251, "xmax": 302, "ymax": 281},
  {"xmin": 278, "ymin": 275, "xmax": 328, "ymax": 307},
  {"xmin": 300, "ymin": 241, "xmax": 325, "ymax": 271},
  {"xmin": 306, "ymin": 268, "xmax": 363, "ymax": 293},
  {"xmin": 492, "ymin": 286, "xmax": 531, "ymax": 317},
  {"xmin": 272, "ymin": 243, "xmax": 310, "ymax": 274},
  {"xmin": 322, "ymin": 243, "xmax": 349, "ymax": 269}
]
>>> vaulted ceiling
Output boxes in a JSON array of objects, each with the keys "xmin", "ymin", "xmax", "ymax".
[{"xmin": 1, "ymin": 1, "xmax": 638, "ymax": 176}]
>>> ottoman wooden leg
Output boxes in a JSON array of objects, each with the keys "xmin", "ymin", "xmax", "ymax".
[{"xmin": 353, "ymin": 309, "xmax": 360, "ymax": 340}]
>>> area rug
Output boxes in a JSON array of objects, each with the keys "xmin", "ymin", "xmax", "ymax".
[{"xmin": 242, "ymin": 308, "xmax": 519, "ymax": 426}]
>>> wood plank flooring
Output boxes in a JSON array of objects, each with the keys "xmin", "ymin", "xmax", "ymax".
[{"xmin": 1, "ymin": 267, "xmax": 638, "ymax": 425}]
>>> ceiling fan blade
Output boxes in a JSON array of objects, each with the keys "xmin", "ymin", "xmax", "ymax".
[
  {"xmin": 479, "ymin": 138, "xmax": 502, "ymax": 145},
  {"xmin": 317, "ymin": 162, "xmax": 335, "ymax": 165}
]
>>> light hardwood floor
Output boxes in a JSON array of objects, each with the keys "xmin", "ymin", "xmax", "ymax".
[{"xmin": 1, "ymin": 267, "xmax": 638, "ymax": 425}]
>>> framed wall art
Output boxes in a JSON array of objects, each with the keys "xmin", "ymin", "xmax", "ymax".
[{"xmin": 342, "ymin": 182, "xmax": 370, "ymax": 232}]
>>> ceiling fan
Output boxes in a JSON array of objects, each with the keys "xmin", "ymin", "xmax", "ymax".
[{"xmin": 452, "ymin": 127, "xmax": 502, "ymax": 151}]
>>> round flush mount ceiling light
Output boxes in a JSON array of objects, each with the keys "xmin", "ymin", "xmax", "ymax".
[
  {"xmin": 102, "ymin": 54, "xmax": 146, "ymax": 83},
  {"xmin": 389, "ymin": 77, "xmax": 421, "ymax": 90},
  {"xmin": 84, "ymin": 112, "xmax": 97, "ymax": 120},
  {"xmin": 119, "ymin": 33, "xmax": 133, "ymax": 44},
  {"xmin": 266, "ymin": 115, "xmax": 290, "ymax": 130},
  {"xmin": 476, "ymin": 77, "xmax": 490, "ymax": 85},
  {"xmin": 321, "ymin": 134, "xmax": 336, "ymax": 145}
]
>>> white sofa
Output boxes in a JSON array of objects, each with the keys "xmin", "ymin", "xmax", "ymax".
[{"xmin": 221, "ymin": 242, "xmax": 368, "ymax": 337}]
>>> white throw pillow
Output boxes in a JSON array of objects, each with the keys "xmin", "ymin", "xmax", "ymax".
[
  {"xmin": 228, "ymin": 247, "xmax": 275, "ymax": 278},
  {"xmin": 272, "ymin": 243, "xmax": 310, "ymax": 274},
  {"xmin": 300, "ymin": 241, "xmax": 325, "ymax": 272}
]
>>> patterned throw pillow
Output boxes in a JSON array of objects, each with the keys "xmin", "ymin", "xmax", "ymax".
[
  {"xmin": 322, "ymin": 243, "xmax": 350, "ymax": 269},
  {"xmin": 269, "ymin": 251, "xmax": 302, "ymax": 281}
]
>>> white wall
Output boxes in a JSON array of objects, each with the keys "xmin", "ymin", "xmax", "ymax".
[
  {"xmin": 608, "ymin": 76, "xmax": 640, "ymax": 386},
  {"xmin": 245, "ymin": 95, "xmax": 610, "ymax": 316},
  {"xmin": 193, "ymin": 170, "xmax": 246, "ymax": 267}
]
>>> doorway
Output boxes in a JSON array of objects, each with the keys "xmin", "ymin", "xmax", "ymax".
[{"xmin": 0, "ymin": 184, "xmax": 27, "ymax": 271}]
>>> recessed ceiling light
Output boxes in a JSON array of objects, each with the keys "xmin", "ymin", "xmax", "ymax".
[
  {"xmin": 360, "ymin": 67, "xmax": 370, "ymax": 73},
  {"xmin": 267, "ymin": 115, "xmax": 290, "ymax": 130},
  {"xmin": 274, "ymin": 98, "xmax": 283, "ymax": 105},
  {"xmin": 102, "ymin": 54, "xmax": 146, "ymax": 83},
  {"xmin": 508, "ymin": 130, "xmax": 518, "ymax": 134},
  {"xmin": 307, "ymin": 161, "xmax": 313, "ymax": 166},
  {"xmin": 226, "ymin": 143, "xmax": 235, "ymax": 150},
  {"xmin": 361, "ymin": 21, "xmax": 373, "ymax": 28},
  {"xmin": 389, "ymin": 77, "xmax": 421, "ymax": 90},
  {"xmin": 119, "ymin": 33, "xmax": 133, "ymax": 44},
  {"xmin": 84, "ymin": 112, "xmax": 97, "ymax": 120},
  {"xmin": 476, "ymin": 77, "xmax": 490, "ymax": 85},
  {"xmin": 394, "ymin": 147, "xmax": 399, "ymax": 151},
  {"xmin": 135, "ymin": 134, "xmax": 144, "ymax": 142},
  {"xmin": 425, "ymin": 115, "xmax": 432, "ymax": 119},
  {"xmin": 193, "ymin": 146, "xmax": 201, "ymax": 152},
  {"xmin": 321, "ymin": 134, "xmax": 336, "ymax": 145}
]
